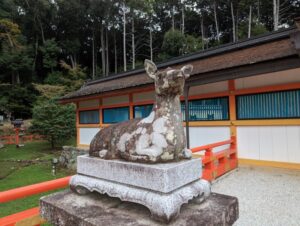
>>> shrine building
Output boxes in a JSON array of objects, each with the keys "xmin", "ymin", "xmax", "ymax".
[{"xmin": 60, "ymin": 19, "xmax": 300, "ymax": 169}]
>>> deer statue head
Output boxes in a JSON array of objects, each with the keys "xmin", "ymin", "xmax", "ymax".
[{"xmin": 144, "ymin": 59, "xmax": 193, "ymax": 96}]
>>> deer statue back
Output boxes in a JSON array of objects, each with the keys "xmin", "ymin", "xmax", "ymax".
[{"xmin": 89, "ymin": 60, "xmax": 193, "ymax": 163}]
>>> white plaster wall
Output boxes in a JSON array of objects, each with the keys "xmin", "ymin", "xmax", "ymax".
[
  {"xmin": 235, "ymin": 68, "xmax": 300, "ymax": 90},
  {"xmin": 187, "ymin": 126, "xmax": 231, "ymax": 152},
  {"xmin": 79, "ymin": 128, "xmax": 100, "ymax": 145},
  {"xmin": 103, "ymin": 95, "xmax": 129, "ymax": 106},
  {"xmin": 133, "ymin": 91, "xmax": 155, "ymax": 102},
  {"xmin": 78, "ymin": 99, "xmax": 99, "ymax": 108},
  {"xmin": 237, "ymin": 126, "xmax": 300, "ymax": 163},
  {"xmin": 189, "ymin": 81, "xmax": 228, "ymax": 96}
]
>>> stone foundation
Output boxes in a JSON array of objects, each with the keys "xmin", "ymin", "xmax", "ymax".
[{"xmin": 40, "ymin": 190, "xmax": 239, "ymax": 226}]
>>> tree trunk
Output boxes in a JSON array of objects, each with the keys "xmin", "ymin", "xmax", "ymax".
[
  {"xmin": 200, "ymin": 16, "xmax": 205, "ymax": 50},
  {"xmin": 213, "ymin": 1, "xmax": 220, "ymax": 42},
  {"xmin": 182, "ymin": 3, "xmax": 185, "ymax": 34},
  {"xmin": 38, "ymin": 16, "xmax": 45, "ymax": 44},
  {"xmin": 236, "ymin": 7, "xmax": 239, "ymax": 41},
  {"xmin": 257, "ymin": 0, "xmax": 260, "ymax": 22},
  {"xmin": 231, "ymin": 2, "xmax": 236, "ymax": 42},
  {"xmin": 123, "ymin": 2, "xmax": 127, "ymax": 72},
  {"xmin": 149, "ymin": 29, "xmax": 153, "ymax": 61},
  {"xmin": 51, "ymin": 137, "xmax": 54, "ymax": 149},
  {"xmin": 172, "ymin": 5, "xmax": 175, "ymax": 31},
  {"xmin": 70, "ymin": 55, "xmax": 76, "ymax": 69},
  {"xmin": 32, "ymin": 38, "xmax": 38, "ymax": 71},
  {"xmin": 132, "ymin": 18, "xmax": 135, "ymax": 70},
  {"xmin": 92, "ymin": 32, "xmax": 95, "ymax": 80},
  {"xmin": 273, "ymin": 0, "xmax": 279, "ymax": 31},
  {"xmin": 101, "ymin": 24, "xmax": 106, "ymax": 76},
  {"xmin": 248, "ymin": 5, "xmax": 252, "ymax": 38},
  {"xmin": 114, "ymin": 31, "xmax": 117, "ymax": 74},
  {"xmin": 106, "ymin": 29, "xmax": 109, "ymax": 76}
]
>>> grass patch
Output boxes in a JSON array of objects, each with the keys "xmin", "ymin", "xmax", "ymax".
[
  {"xmin": 0, "ymin": 139, "xmax": 76, "ymax": 161},
  {"xmin": 0, "ymin": 140, "xmax": 76, "ymax": 218}
]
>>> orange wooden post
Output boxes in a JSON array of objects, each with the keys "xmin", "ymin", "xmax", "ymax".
[
  {"xmin": 129, "ymin": 93, "xmax": 134, "ymax": 120},
  {"xmin": 217, "ymin": 152, "xmax": 228, "ymax": 177},
  {"xmin": 15, "ymin": 128, "xmax": 20, "ymax": 147},
  {"xmin": 229, "ymin": 136, "xmax": 238, "ymax": 169},
  {"xmin": 203, "ymin": 148, "xmax": 215, "ymax": 181}
]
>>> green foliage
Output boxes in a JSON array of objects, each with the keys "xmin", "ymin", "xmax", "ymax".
[
  {"xmin": 58, "ymin": 60, "xmax": 86, "ymax": 91},
  {"xmin": 0, "ymin": 19, "xmax": 33, "ymax": 84},
  {"xmin": 184, "ymin": 35, "xmax": 203, "ymax": 54},
  {"xmin": 44, "ymin": 71, "xmax": 64, "ymax": 85},
  {"xmin": 0, "ymin": 19, "xmax": 21, "ymax": 48},
  {"xmin": 161, "ymin": 29, "xmax": 203, "ymax": 60},
  {"xmin": 161, "ymin": 29, "xmax": 186, "ymax": 59},
  {"xmin": 40, "ymin": 61, "xmax": 86, "ymax": 92},
  {"xmin": 33, "ymin": 83, "xmax": 66, "ymax": 101},
  {"xmin": 39, "ymin": 39, "xmax": 60, "ymax": 70},
  {"xmin": 31, "ymin": 100, "xmax": 76, "ymax": 148},
  {"xmin": 238, "ymin": 22, "xmax": 268, "ymax": 40},
  {"xmin": 0, "ymin": 84, "xmax": 37, "ymax": 119}
]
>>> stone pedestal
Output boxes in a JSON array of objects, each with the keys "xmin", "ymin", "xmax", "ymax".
[
  {"xmin": 69, "ymin": 156, "xmax": 211, "ymax": 222},
  {"xmin": 40, "ymin": 190, "xmax": 239, "ymax": 226}
]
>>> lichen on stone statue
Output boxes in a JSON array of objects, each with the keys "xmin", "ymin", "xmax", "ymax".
[{"xmin": 89, "ymin": 59, "xmax": 193, "ymax": 163}]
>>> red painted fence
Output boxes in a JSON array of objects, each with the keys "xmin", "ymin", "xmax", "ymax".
[
  {"xmin": 191, "ymin": 136, "xmax": 238, "ymax": 181},
  {"xmin": 0, "ymin": 135, "xmax": 45, "ymax": 145},
  {"xmin": 0, "ymin": 177, "xmax": 71, "ymax": 226},
  {"xmin": 0, "ymin": 137, "xmax": 238, "ymax": 225}
]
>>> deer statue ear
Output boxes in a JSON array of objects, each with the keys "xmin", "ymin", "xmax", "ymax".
[
  {"xmin": 144, "ymin": 59, "xmax": 157, "ymax": 80},
  {"xmin": 181, "ymin": 65, "xmax": 193, "ymax": 79}
]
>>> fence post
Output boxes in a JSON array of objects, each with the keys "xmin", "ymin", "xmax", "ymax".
[
  {"xmin": 229, "ymin": 136, "xmax": 238, "ymax": 169},
  {"xmin": 203, "ymin": 148, "xmax": 215, "ymax": 181}
]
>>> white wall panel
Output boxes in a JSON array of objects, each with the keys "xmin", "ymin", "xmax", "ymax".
[
  {"xmin": 258, "ymin": 127, "xmax": 273, "ymax": 161},
  {"xmin": 237, "ymin": 126, "xmax": 300, "ymax": 163},
  {"xmin": 272, "ymin": 127, "xmax": 288, "ymax": 162},
  {"xmin": 286, "ymin": 127, "xmax": 300, "ymax": 163},
  {"xmin": 79, "ymin": 128, "xmax": 100, "ymax": 145},
  {"xmin": 188, "ymin": 126, "xmax": 231, "ymax": 152}
]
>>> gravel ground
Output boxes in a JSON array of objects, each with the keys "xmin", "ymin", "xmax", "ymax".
[{"xmin": 212, "ymin": 165, "xmax": 300, "ymax": 226}]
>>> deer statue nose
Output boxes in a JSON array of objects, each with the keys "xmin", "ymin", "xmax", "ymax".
[{"xmin": 177, "ymin": 72, "xmax": 184, "ymax": 78}]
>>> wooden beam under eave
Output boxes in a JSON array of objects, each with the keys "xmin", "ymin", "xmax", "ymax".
[{"xmin": 186, "ymin": 56, "xmax": 300, "ymax": 87}]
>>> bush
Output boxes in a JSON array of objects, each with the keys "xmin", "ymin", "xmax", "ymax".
[{"xmin": 31, "ymin": 100, "xmax": 76, "ymax": 149}]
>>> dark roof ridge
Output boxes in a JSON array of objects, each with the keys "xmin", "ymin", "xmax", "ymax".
[{"xmin": 86, "ymin": 26, "xmax": 295, "ymax": 86}]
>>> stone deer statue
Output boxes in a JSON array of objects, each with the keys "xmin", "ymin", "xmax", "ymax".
[{"xmin": 89, "ymin": 60, "xmax": 193, "ymax": 163}]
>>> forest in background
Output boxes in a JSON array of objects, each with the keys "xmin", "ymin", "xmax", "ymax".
[{"xmin": 0, "ymin": 0, "xmax": 299, "ymax": 120}]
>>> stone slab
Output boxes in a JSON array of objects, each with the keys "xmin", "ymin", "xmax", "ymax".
[
  {"xmin": 40, "ymin": 190, "xmax": 239, "ymax": 226},
  {"xmin": 69, "ymin": 174, "xmax": 211, "ymax": 222},
  {"xmin": 77, "ymin": 155, "xmax": 202, "ymax": 193}
]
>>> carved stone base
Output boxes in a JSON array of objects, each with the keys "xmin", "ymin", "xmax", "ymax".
[
  {"xmin": 40, "ymin": 190, "xmax": 239, "ymax": 226},
  {"xmin": 70, "ymin": 174, "xmax": 210, "ymax": 222}
]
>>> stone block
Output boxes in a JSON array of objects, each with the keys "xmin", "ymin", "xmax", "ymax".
[
  {"xmin": 77, "ymin": 155, "xmax": 202, "ymax": 193},
  {"xmin": 40, "ymin": 190, "xmax": 239, "ymax": 226},
  {"xmin": 69, "ymin": 174, "xmax": 210, "ymax": 222}
]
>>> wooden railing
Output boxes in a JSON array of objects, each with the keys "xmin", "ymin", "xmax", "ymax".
[
  {"xmin": 0, "ymin": 137, "xmax": 238, "ymax": 225},
  {"xmin": 191, "ymin": 136, "xmax": 238, "ymax": 181},
  {"xmin": 0, "ymin": 135, "xmax": 45, "ymax": 145},
  {"xmin": 0, "ymin": 177, "xmax": 71, "ymax": 226}
]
